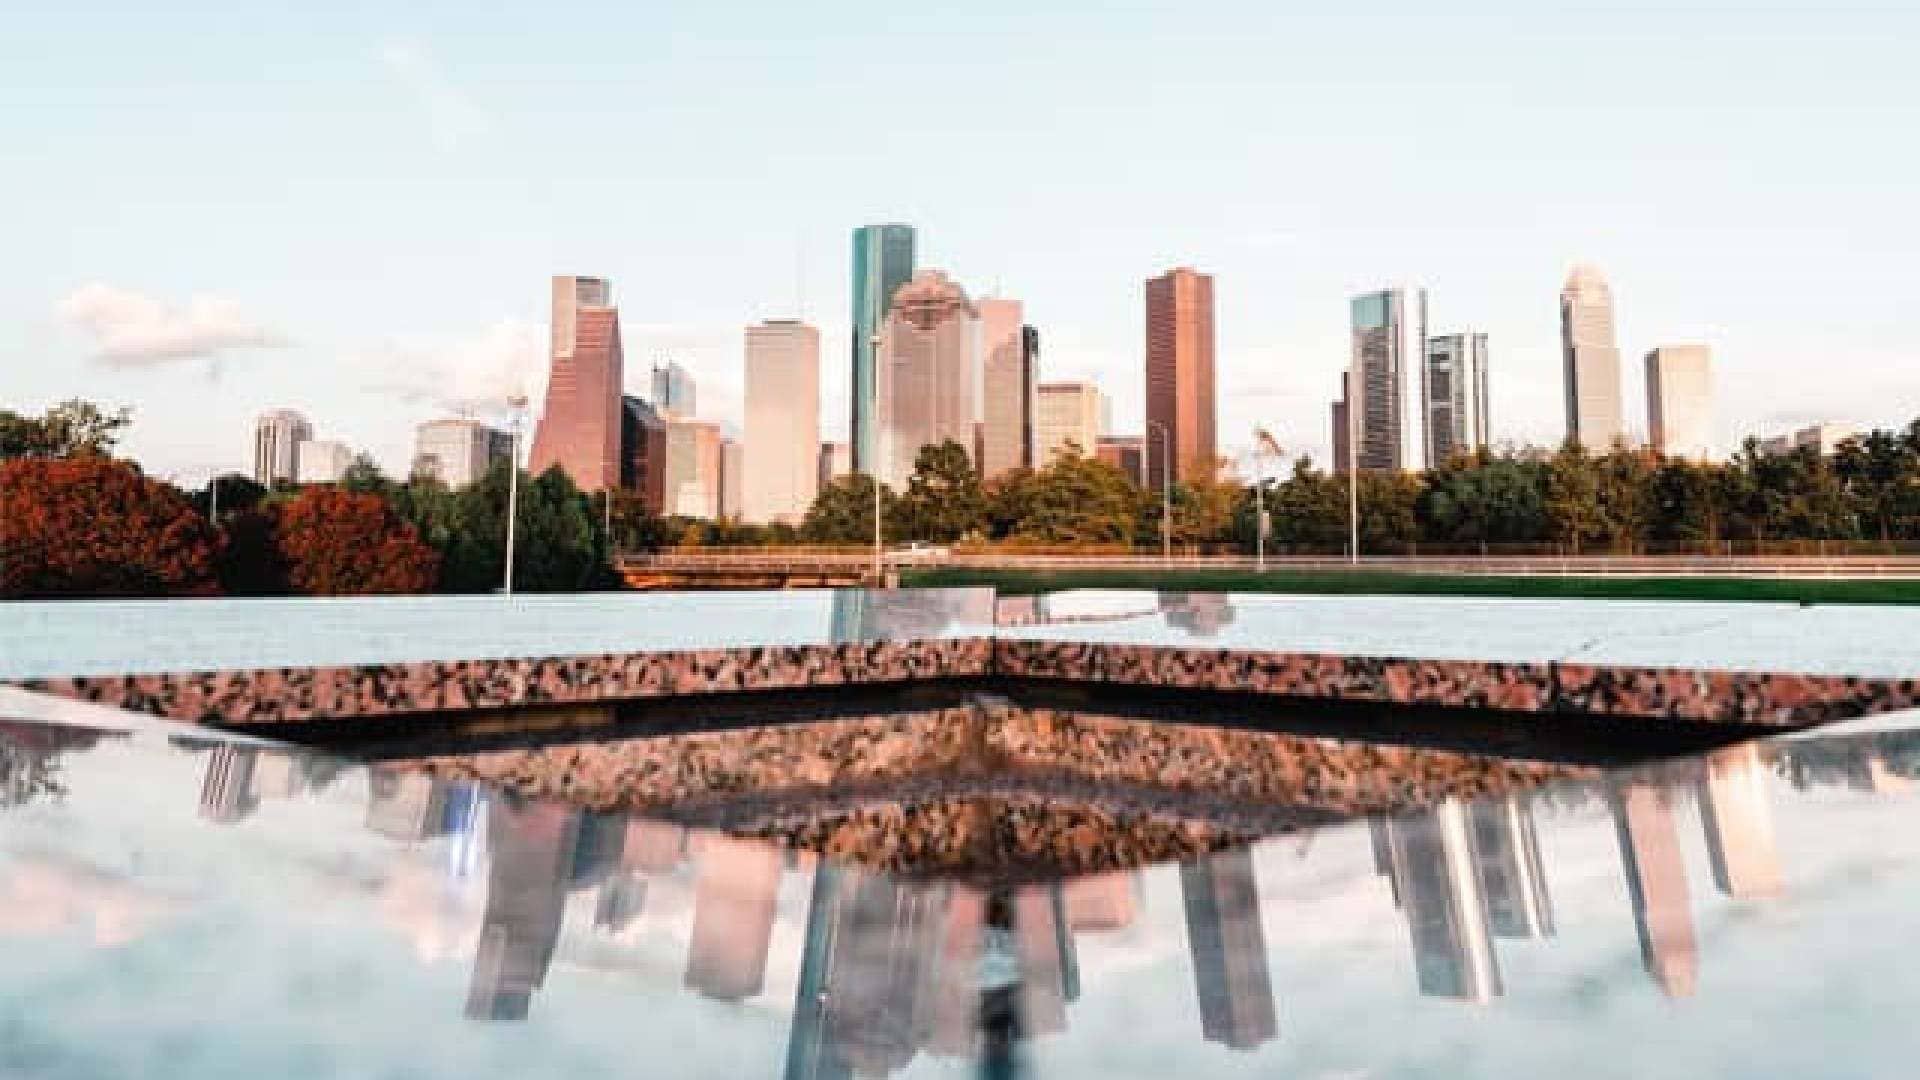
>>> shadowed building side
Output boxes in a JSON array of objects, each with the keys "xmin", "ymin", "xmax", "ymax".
[
  {"xmin": 685, "ymin": 835, "xmax": 785, "ymax": 1000},
  {"xmin": 1180, "ymin": 847, "xmax": 1278, "ymax": 1050},
  {"xmin": 1609, "ymin": 781, "xmax": 1698, "ymax": 998}
]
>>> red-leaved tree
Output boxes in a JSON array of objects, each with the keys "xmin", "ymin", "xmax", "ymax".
[
  {"xmin": 0, "ymin": 455, "xmax": 220, "ymax": 598},
  {"xmin": 271, "ymin": 486, "xmax": 439, "ymax": 595}
]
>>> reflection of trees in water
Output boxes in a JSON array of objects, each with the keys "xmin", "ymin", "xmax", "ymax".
[
  {"xmin": 1778, "ymin": 731, "xmax": 1920, "ymax": 791},
  {"xmin": 0, "ymin": 723, "xmax": 106, "ymax": 807}
]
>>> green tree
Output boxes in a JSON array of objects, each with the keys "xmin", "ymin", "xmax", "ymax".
[
  {"xmin": 1013, "ymin": 452, "xmax": 1144, "ymax": 545},
  {"xmin": 802, "ymin": 474, "xmax": 895, "ymax": 544},
  {"xmin": 893, "ymin": 440, "xmax": 986, "ymax": 543},
  {"xmin": 0, "ymin": 399, "xmax": 131, "ymax": 459},
  {"xmin": 1546, "ymin": 443, "xmax": 1606, "ymax": 553}
]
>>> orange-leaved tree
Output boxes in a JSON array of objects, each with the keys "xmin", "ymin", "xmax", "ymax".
[
  {"xmin": 271, "ymin": 486, "xmax": 439, "ymax": 595},
  {"xmin": 0, "ymin": 455, "xmax": 220, "ymax": 598}
]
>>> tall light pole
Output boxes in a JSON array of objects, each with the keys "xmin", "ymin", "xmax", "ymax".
[
  {"xmin": 869, "ymin": 332, "xmax": 885, "ymax": 586},
  {"xmin": 1147, "ymin": 420, "xmax": 1172, "ymax": 563},
  {"xmin": 1252, "ymin": 427, "xmax": 1282, "ymax": 572},
  {"xmin": 503, "ymin": 395, "xmax": 527, "ymax": 597},
  {"xmin": 207, "ymin": 472, "xmax": 220, "ymax": 523}
]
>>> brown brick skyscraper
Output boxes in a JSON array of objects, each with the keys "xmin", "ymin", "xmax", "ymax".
[
  {"xmin": 1144, "ymin": 266, "xmax": 1216, "ymax": 490},
  {"xmin": 530, "ymin": 276, "xmax": 624, "ymax": 491}
]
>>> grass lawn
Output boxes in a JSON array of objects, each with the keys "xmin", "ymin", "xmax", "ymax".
[{"xmin": 899, "ymin": 566, "xmax": 1920, "ymax": 605}]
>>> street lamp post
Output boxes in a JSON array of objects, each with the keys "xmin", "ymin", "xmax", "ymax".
[
  {"xmin": 1147, "ymin": 421, "xmax": 1172, "ymax": 564},
  {"xmin": 208, "ymin": 472, "xmax": 219, "ymax": 523},
  {"xmin": 503, "ymin": 396, "xmax": 527, "ymax": 597},
  {"xmin": 869, "ymin": 334, "xmax": 886, "ymax": 586},
  {"xmin": 1251, "ymin": 428, "xmax": 1281, "ymax": 573}
]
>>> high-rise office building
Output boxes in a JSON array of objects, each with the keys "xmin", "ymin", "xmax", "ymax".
[
  {"xmin": 976, "ymin": 298, "xmax": 1032, "ymax": 479},
  {"xmin": 252, "ymin": 408, "xmax": 311, "ymax": 486},
  {"xmin": 743, "ymin": 319, "xmax": 821, "ymax": 524},
  {"xmin": 413, "ymin": 418, "xmax": 511, "ymax": 487},
  {"xmin": 1423, "ymin": 332, "xmax": 1490, "ymax": 466},
  {"xmin": 1609, "ymin": 781, "xmax": 1698, "ymax": 998},
  {"xmin": 1035, "ymin": 381, "xmax": 1104, "ymax": 465},
  {"xmin": 652, "ymin": 360, "xmax": 697, "ymax": 418},
  {"xmin": 1331, "ymin": 373, "xmax": 1352, "ymax": 475},
  {"xmin": 880, "ymin": 269, "xmax": 981, "ymax": 487},
  {"xmin": 1350, "ymin": 288, "xmax": 1425, "ymax": 472},
  {"xmin": 198, "ymin": 745, "xmax": 260, "ymax": 823},
  {"xmin": 851, "ymin": 223, "xmax": 917, "ymax": 476},
  {"xmin": 685, "ymin": 836, "xmax": 784, "ymax": 1000},
  {"xmin": 365, "ymin": 769, "xmax": 450, "ymax": 843},
  {"xmin": 1759, "ymin": 422, "xmax": 1855, "ymax": 457},
  {"xmin": 293, "ymin": 438, "xmax": 352, "ymax": 485},
  {"xmin": 1180, "ymin": 847, "xmax": 1278, "ymax": 1050},
  {"xmin": 718, "ymin": 438, "xmax": 743, "ymax": 520},
  {"xmin": 466, "ymin": 799, "xmax": 579, "ymax": 1021},
  {"xmin": 530, "ymin": 276, "xmax": 623, "ymax": 491},
  {"xmin": 1144, "ymin": 267, "xmax": 1217, "ymax": 489},
  {"xmin": 1561, "ymin": 265, "xmax": 1626, "ymax": 450},
  {"xmin": 1013, "ymin": 885, "xmax": 1076, "ymax": 1037},
  {"xmin": 664, "ymin": 418, "xmax": 722, "ymax": 518},
  {"xmin": 619, "ymin": 395, "xmax": 667, "ymax": 514},
  {"xmin": 1469, "ymin": 795, "xmax": 1554, "ymax": 938},
  {"xmin": 1096, "ymin": 437, "xmax": 1145, "ymax": 484},
  {"xmin": 818, "ymin": 441, "xmax": 851, "ymax": 492},
  {"xmin": 1063, "ymin": 872, "xmax": 1137, "ymax": 932},
  {"xmin": 1646, "ymin": 345, "xmax": 1714, "ymax": 461},
  {"xmin": 1697, "ymin": 742, "xmax": 1783, "ymax": 899},
  {"xmin": 1381, "ymin": 801, "xmax": 1502, "ymax": 1001}
]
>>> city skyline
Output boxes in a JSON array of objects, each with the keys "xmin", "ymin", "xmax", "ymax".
[{"xmin": 6, "ymin": 5, "xmax": 1916, "ymax": 482}]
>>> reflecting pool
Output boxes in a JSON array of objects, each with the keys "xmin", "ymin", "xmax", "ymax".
[{"xmin": 3, "ymin": 699, "xmax": 1918, "ymax": 1077}]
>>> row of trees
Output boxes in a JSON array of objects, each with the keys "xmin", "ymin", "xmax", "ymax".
[
  {"xmin": 2, "ymin": 400, "xmax": 614, "ymax": 598},
  {"xmin": 652, "ymin": 424, "xmax": 1920, "ymax": 556}
]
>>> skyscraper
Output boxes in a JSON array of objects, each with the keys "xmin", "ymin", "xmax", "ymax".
[
  {"xmin": 664, "ymin": 418, "xmax": 722, "ymax": 518},
  {"xmin": 252, "ymin": 408, "xmax": 311, "ymax": 486},
  {"xmin": 530, "ymin": 275, "xmax": 623, "ymax": 491},
  {"xmin": 1035, "ymin": 381, "xmax": 1104, "ymax": 465},
  {"xmin": 293, "ymin": 438, "xmax": 352, "ymax": 485},
  {"xmin": 880, "ymin": 269, "xmax": 980, "ymax": 487},
  {"xmin": 413, "ymin": 418, "xmax": 511, "ymax": 487},
  {"xmin": 850, "ymin": 223, "xmax": 917, "ymax": 476},
  {"xmin": 743, "ymin": 319, "xmax": 821, "ymax": 524},
  {"xmin": 1382, "ymin": 800, "xmax": 1501, "ymax": 1001},
  {"xmin": 1095, "ymin": 437, "xmax": 1145, "ymax": 484},
  {"xmin": 818, "ymin": 441, "xmax": 851, "ymax": 492},
  {"xmin": 1180, "ymin": 847, "xmax": 1278, "ymax": 1050},
  {"xmin": 1697, "ymin": 742, "xmax": 1783, "ymax": 899},
  {"xmin": 1331, "ymin": 373, "xmax": 1352, "ymax": 475},
  {"xmin": 976, "ymin": 298, "xmax": 1032, "ymax": 479},
  {"xmin": 1350, "ymin": 288, "xmax": 1425, "ymax": 472},
  {"xmin": 685, "ymin": 836, "xmax": 784, "ymax": 1000},
  {"xmin": 1469, "ymin": 795, "xmax": 1554, "ymax": 938},
  {"xmin": 1422, "ymin": 332, "xmax": 1490, "ymax": 466},
  {"xmin": 619, "ymin": 395, "xmax": 667, "ymax": 514},
  {"xmin": 1609, "ymin": 781, "xmax": 1698, "ymax": 998},
  {"xmin": 1144, "ymin": 267, "xmax": 1217, "ymax": 489},
  {"xmin": 718, "ymin": 438, "xmax": 743, "ymax": 519},
  {"xmin": 1646, "ymin": 345, "xmax": 1714, "ymax": 461},
  {"xmin": 652, "ymin": 360, "xmax": 697, "ymax": 418},
  {"xmin": 1561, "ymin": 265, "xmax": 1626, "ymax": 450}
]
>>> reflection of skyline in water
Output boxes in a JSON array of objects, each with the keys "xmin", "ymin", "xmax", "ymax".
[{"xmin": 5, "ymin": 716, "xmax": 1920, "ymax": 1072}]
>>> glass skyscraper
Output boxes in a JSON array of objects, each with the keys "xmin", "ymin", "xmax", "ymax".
[
  {"xmin": 849, "ymin": 223, "xmax": 916, "ymax": 475},
  {"xmin": 1349, "ymin": 288, "xmax": 1425, "ymax": 472},
  {"xmin": 1561, "ymin": 265, "xmax": 1625, "ymax": 450},
  {"xmin": 1422, "ymin": 331, "xmax": 1490, "ymax": 466}
]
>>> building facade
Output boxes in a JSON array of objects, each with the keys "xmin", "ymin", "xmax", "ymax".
[
  {"xmin": 1096, "ymin": 436, "xmax": 1145, "ymax": 484},
  {"xmin": 1144, "ymin": 267, "xmax": 1217, "ymax": 489},
  {"xmin": 1036, "ymin": 381, "xmax": 1104, "ymax": 465},
  {"xmin": 413, "ymin": 418, "xmax": 511, "ymax": 488},
  {"xmin": 294, "ymin": 439, "xmax": 353, "ymax": 485},
  {"xmin": 620, "ymin": 396, "xmax": 667, "ymax": 514},
  {"xmin": 1423, "ymin": 332, "xmax": 1491, "ymax": 466},
  {"xmin": 1561, "ymin": 265, "xmax": 1626, "ymax": 450},
  {"xmin": 530, "ymin": 275, "xmax": 624, "ymax": 491},
  {"xmin": 817, "ymin": 441, "xmax": 851, "ymax": 492},
  {"xmin": 850, "ymin": 223, "xmax": 917, "ymax": 476},
  {"xmin": 1645, "ymin": 345, "xmax": 1714, "ymax": 461},
  {"xmin": 1758, "ymin": 421, "xmax": 1855, "ymax": 457},
  {"xmin": 742, "ymin": 319, "xmax": 821, "ymax": 525},
  {"xmin": 879, "ymin": 269, "xmax": 980, "ymax": 487},
  {"xmin": 664, "ymin": 419, "xmax": 723, "ymax": 519},
  {"xmin": 976, "ymin": 298, "xmax": 1032, "ymax": 479},
  {"xmin": 1350, "ymin": 287, "xmax": 1425, "ymax": 472},
  {"xmin": 651, "ymin": 361, "xmax": 697, "ymax": 419},
  {"xmin": 718, "ymin": 438, "xmax": 743, "ymax": 520},
  {"xmin": 252, "ymin": 408, "xmax": 312, "ymax": 486}
]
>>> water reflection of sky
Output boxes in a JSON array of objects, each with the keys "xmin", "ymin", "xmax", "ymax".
[{"xmin": 3, "ymin": 709, "xmax": 1918, "ymax": 1077}]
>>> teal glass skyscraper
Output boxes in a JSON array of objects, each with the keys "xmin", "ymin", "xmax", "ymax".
[{"xmin": 850, "ymin": 223, "xmax": 916, "ymax": 474}]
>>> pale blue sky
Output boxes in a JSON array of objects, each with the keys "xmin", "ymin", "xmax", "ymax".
[{"xmin": 4, "ymin": 1, "xmax": 1917, "ymax": 480}]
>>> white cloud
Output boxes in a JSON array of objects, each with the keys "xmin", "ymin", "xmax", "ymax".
[
  {"xmin": 57, "ymin": 283, "xmax": 287, "ymax": 366},
  {"xmin": 355, "ymin": 318, "xmax": 547, "ymax": 419},
  {"xmin": 376, "ymin": 40, "xmax": 486, "ymax": 150}
]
